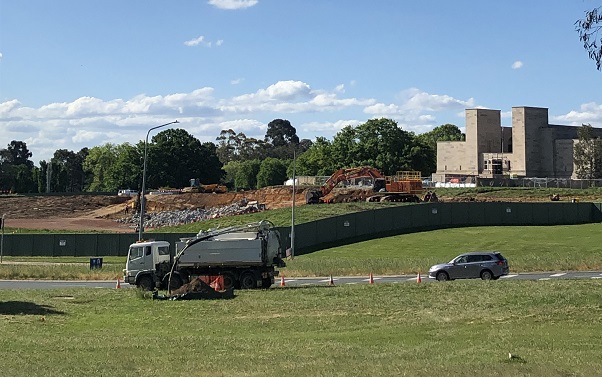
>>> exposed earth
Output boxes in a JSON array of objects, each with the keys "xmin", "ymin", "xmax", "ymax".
[
  {"xmin": 1, "ymin": 186, "xmax": 307, "ymax": 232},
  {"xmin": 1, "ymin": 186, "xmax": 596, "ymax": 232}
]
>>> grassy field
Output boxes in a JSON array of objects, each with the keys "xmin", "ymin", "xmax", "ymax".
[
  {"xmin": 1, "ymin": 280, "xmax": 601, "ymax": 376},
  {"xmin": 2, "ymin": 223, "xmax": 602, "ymax": 280}
]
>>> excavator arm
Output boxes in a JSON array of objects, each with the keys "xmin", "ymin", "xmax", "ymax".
[{"xmin": 305, "ymin": 166, "xmax": 385, "ymax": 204}]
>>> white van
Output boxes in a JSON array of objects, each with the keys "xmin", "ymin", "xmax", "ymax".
[{"xmin": 118, "ymin": 189, "xmax": 138, "ymax": 197}]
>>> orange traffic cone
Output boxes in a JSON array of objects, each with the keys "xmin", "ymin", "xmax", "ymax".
[
  {"xmin": 280, "ymin": 275, "xmax": 286, "ymax": 287},
  {"xmin": 328, "ymin": 275, "xmax": 335, "ymax": 286},
  {"xmin": 214, "ymin": 276, "xmax": 224, "ymax": 291},
  {"xmin": 115, "ymin": 278, "xmax": 121, "ymax": 289},
  {"xmin": 369, "ymin": 272, "xmax": 374, "ymax": 284},
  {"xmin": 416, "ymin": 272, "xmax": 422, "ymax": 283}
]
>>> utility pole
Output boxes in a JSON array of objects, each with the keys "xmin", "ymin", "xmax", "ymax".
[{"xmin": 290, "ymin": 149, "xmax": 296, "ymax": 259}]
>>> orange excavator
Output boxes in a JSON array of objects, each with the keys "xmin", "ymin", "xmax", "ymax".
[{"xmin": 305, "ymin": 166, "xmax": 434, "ymax": 204}]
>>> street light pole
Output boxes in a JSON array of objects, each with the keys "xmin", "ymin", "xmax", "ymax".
[
  {"xmin": 1, "ymin": 213, "xmax": 5, "ymax": 263},
  {"xmin": 138, "ymin": 120, "xmax": 179, "ymax": 241},
  {"xmin": 290, "ymin": 149, "xmax": 296, "ymax": 259}
]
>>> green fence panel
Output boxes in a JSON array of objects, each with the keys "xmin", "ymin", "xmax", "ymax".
[
  {"xmin": 594, "ymin": 203, "xmax": 602, "ymax": 222},
  {"xmin": 315, "ymin": 217, "xmax": 338, "ymax": 245},
  {"xmin": 465, "ymin": 202, "xmax": 485, "ymax": 225},
  {"xmin": 30, "ymin": 234, "xmax": 55, "ymax": 257},
  {"xmin": 335, "ymin": 214, "xmax": 357, "ymax": 241},
  {"xmin": 432, "ymin": 202, "xmax": 453, "ymax": 228},
  {"xmin": 74, "ymin": 234, "xmax": 100, "ymax": 257},
  {"xmin": 6, "ymin": 235, "xmax": 34, "ymax": 256},
  {"xmin": 372, "ymin": 207, "xmax": 401, "ymax": 233},
  {"xmin": 386, "ymin": 206, "xmax": 411, "ymax": 230},
  {"xmin": 354, "ymin": 210, "xmax": 377, "ymax": 237},
  {"xmin": 578, "ymin": 203, "xmax": 595, "ymax": 223},
  {"xmin": 50, "ymin": 234, "xmax": 77, "ymax": 256},
  {"xmin": 450, "ymin": 202, "xmax": 471, "ymax": 227},
  {"xmin": 558, "ymin": 203, "xmax": 579, "ymax": 224},
  {"xmin": 97, "ymin": 235, "xmax": 121, "ymax": 257},
  {"xmin": 294, "ymin": 222, "xmax": 318, "ymax": 253},
  {"xmin": 532, "ymin": 203, "xmax": 551, "ymax": 224}
]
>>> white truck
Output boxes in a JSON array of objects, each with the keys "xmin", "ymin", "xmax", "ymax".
[{"xmin": 123, "ymin": 220, "xmax": 285, "ymax": 291}]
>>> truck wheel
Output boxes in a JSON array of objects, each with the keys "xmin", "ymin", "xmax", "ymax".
[
  {"xmin": 137, "ymin": 275, "xmax": 154, "ymax": 291},
  {"xmin": 221, "ymin": 272, "xmax": 236, "ymax": 290},
  {"xmin": 239, "ymin": 271, "xmax": 258, "ymax": 289},
  {"xmin": 167, "ymin": 274, "xmax": 183, "ymax": 291},
  {"xmin": 261, "ymin": 278, "xmax": 272, "ymax": 289}
]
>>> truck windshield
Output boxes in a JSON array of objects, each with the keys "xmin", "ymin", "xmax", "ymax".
[
  {"xmin": 128, "ymin": 247, "xmax": 144, "ymax": 261},
  {"xmin": 158, "ymin": 246, "xmax": 169, "ymax": 255}
]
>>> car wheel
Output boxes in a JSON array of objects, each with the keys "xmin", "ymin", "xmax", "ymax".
[
  {"xmin": 436, "ymin": 271, "xmax": 449, "ymax": 281},
  {"xmin": 480, "ymin": 270, "xmax": 493, "ymax": 280}
]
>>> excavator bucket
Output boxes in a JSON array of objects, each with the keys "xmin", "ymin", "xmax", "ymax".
[{"xmin": 305, "ymin": 189, "xmax": 322, "ymax": 204}]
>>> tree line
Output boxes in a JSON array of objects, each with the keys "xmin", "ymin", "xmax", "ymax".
[{"xmin": 0, "ymin": 118, "xmax": 464, "ymax": 194}]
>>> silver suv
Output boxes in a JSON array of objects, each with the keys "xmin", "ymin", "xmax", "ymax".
[{"xmin": 428, "ymin": 251, "xmax": 509, "ymax": 281}]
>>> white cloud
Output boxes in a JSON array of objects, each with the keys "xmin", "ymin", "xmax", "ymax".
[
  {"xmin": 230, "ymin": 78, "xmax": 244, "ymax": 85},
  {"xmin": 301, "ymin": 119, "xmax": 362, "ymax": 135},
  {"xmin": 552, "ymin": 102, "xmax": 602, "ymax": 126},
  {"xmin": 512, "ymin": 60, "xmax": 523, "ymax": 69},
  {"xmin": 335, "ymin": 84, "xmax": 345, "ymax": 93},
  {"xmin": 0, "ymin": 52, "xmax": 3, "ymax": 60},
  {"xmin": 184, "ymin": 36, "xmax": 222, "ymax": 47},
  {"xmin": 208, "ymin": 0, "xmax": 258, "ymax": 10}
]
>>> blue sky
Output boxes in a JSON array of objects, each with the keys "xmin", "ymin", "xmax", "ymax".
[{"xmin": 1, "ymin": 0, "xmax": 600, "ymax": 165}]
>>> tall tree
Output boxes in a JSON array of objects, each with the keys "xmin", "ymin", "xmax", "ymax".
[
  {"xmin": 576, "ymin": 6, "xmax": 602, "ymax": 71},
  {"xmin": 83, "ymin": 144, "xmax": 119, "ymax": 191},
  {"xmin": 574, "ymin": 123, "xmax": 602, "ymax": 179},
  {"xmin": 148, "ymin": 128, "xmax": 223, "ymax": 189},
  {"xmin": 50, "ymin": 148, "xmax": 89, "ymax": 192},
  {"xmin": 264, "ymin": 119, "xmax": 300, "ymax": 159},
  {"xmin": 234, "ymin": 160, "xmax": 261, "ymax": 190},
  {"xmin": 0, "ymin": 140, "xmax": 35, "ymax": 193},
  {"xmin": 417, "ymin": 124, "xmax": 465, "ymax": 151},
  {"xmin": 257, "ymin": 158, "xmax": 289, "ymax": 188},
  {"xmin": 293, "ymin": 137, "xmax": 336, "ymax": 176}
]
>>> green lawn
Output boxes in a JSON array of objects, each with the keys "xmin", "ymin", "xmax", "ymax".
[
  {"xmin": 2, "ymin": 223, "xmax": 602, "ymax": 280},
  {"xmin": 1, "ymin": 280, "xmax": 601, "ymax": 376}
]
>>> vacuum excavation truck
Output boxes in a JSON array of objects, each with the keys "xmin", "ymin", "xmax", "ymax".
[{"xmin": 123, "ymin": 220, "xmax": 285, "ymax": 291}]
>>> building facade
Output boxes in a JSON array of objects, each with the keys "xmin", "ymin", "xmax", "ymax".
[{"xmin": 433, "ymin": 106, "xmax": 602, "ymax": 181}]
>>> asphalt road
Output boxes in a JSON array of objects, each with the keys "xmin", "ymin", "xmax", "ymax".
[{"xmin": 0, "ymin": 271, "xmax": 601, "ymax": 289}]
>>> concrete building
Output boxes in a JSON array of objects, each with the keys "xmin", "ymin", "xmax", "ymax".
[{"xmin": 433, "ymin": 106, "xmax": 602, "ymax": 182}]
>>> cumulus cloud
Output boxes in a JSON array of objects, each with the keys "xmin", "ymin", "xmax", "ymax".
[
  {"xmin": 230, "ymin": 78, "xmax": 244, "ymax": 85},
  {"xmin": 184, "ymin": 36, "xmax": 222, "ymax": 47},
  {"xmin": 0, "ymin": 52, "xmax": 3, "ymax": 60},
  {"xmin": 208, "ymin": 0, "xmax": 258, "ymax": 10},
  {"xmin": 553, "ymin": 102, "xmax": 602, "ymax": 126},
  {"xmin": 512, "ymin": 60, "xmax": 523, "ymax": 69},
  {"xmin": 301, "ymin": 119, "xmax": 362, "ymax": 135}
]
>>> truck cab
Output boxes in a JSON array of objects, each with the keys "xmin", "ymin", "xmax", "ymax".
[{"xmin": 123, "ymin": 240, "xmax": 170, "ymax": 290}]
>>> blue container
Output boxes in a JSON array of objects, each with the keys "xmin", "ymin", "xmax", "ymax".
[{"xmin": 89, "ymin": 257, "xmax": 103, "ymax": 270}]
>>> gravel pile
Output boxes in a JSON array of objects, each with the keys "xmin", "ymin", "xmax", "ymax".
[{"xmin": 116, "ymin": 201, "xmax": 261, "ymax": 229}]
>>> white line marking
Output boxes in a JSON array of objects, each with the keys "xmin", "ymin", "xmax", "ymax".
[
  {"xmin": 319, "ymin": 279, "xmax": 337, "ymax": 283},
  {"xmin": 346, "ymin": 282, "xmax": 357, "ymax": 285},
  {"xmin": 539, "ymin": 278, "xmax": 551, "ymax": 281},
  {"xmin": 501, "ymin": 274, "xmax": 518, "ymax": 279},
  {"xmin": 362, "ymin": 277, "xmax": 382, "ymax": 281},
  {"xmin": 550, "ymin": 273, "xmax": 566, "ymax": 277},
  {"xmin": 407, "ymin": 277, "xmax": 416, "ymax": 281},
  {"xmin": 300, "ymin": 283, "xmax": 311, "ymax": 286},
  {"xmin": 592, "ymin": 277, "xmax": 602, "ymax": 279}
]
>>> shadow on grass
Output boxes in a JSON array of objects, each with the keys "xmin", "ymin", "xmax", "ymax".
[{"xmin": 0, "ymin": 301, "xmax": 65, "ymax": 315}]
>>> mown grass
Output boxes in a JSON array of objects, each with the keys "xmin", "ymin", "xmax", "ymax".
[
  {"xmin": 1, "ymin": 280, "xmax": 601, "ymax": 376},
  {"xmin": 280, "ymin": 223, "xmax": 602, "ymax": 277},
  {"xmin": 2, "ymin": 223, "xmax": 602, "ymax": 280}
]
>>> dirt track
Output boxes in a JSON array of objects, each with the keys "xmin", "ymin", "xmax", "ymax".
[{"xmin": 0, "ymin": 186, "xmax": 307, "ymax": 232}]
